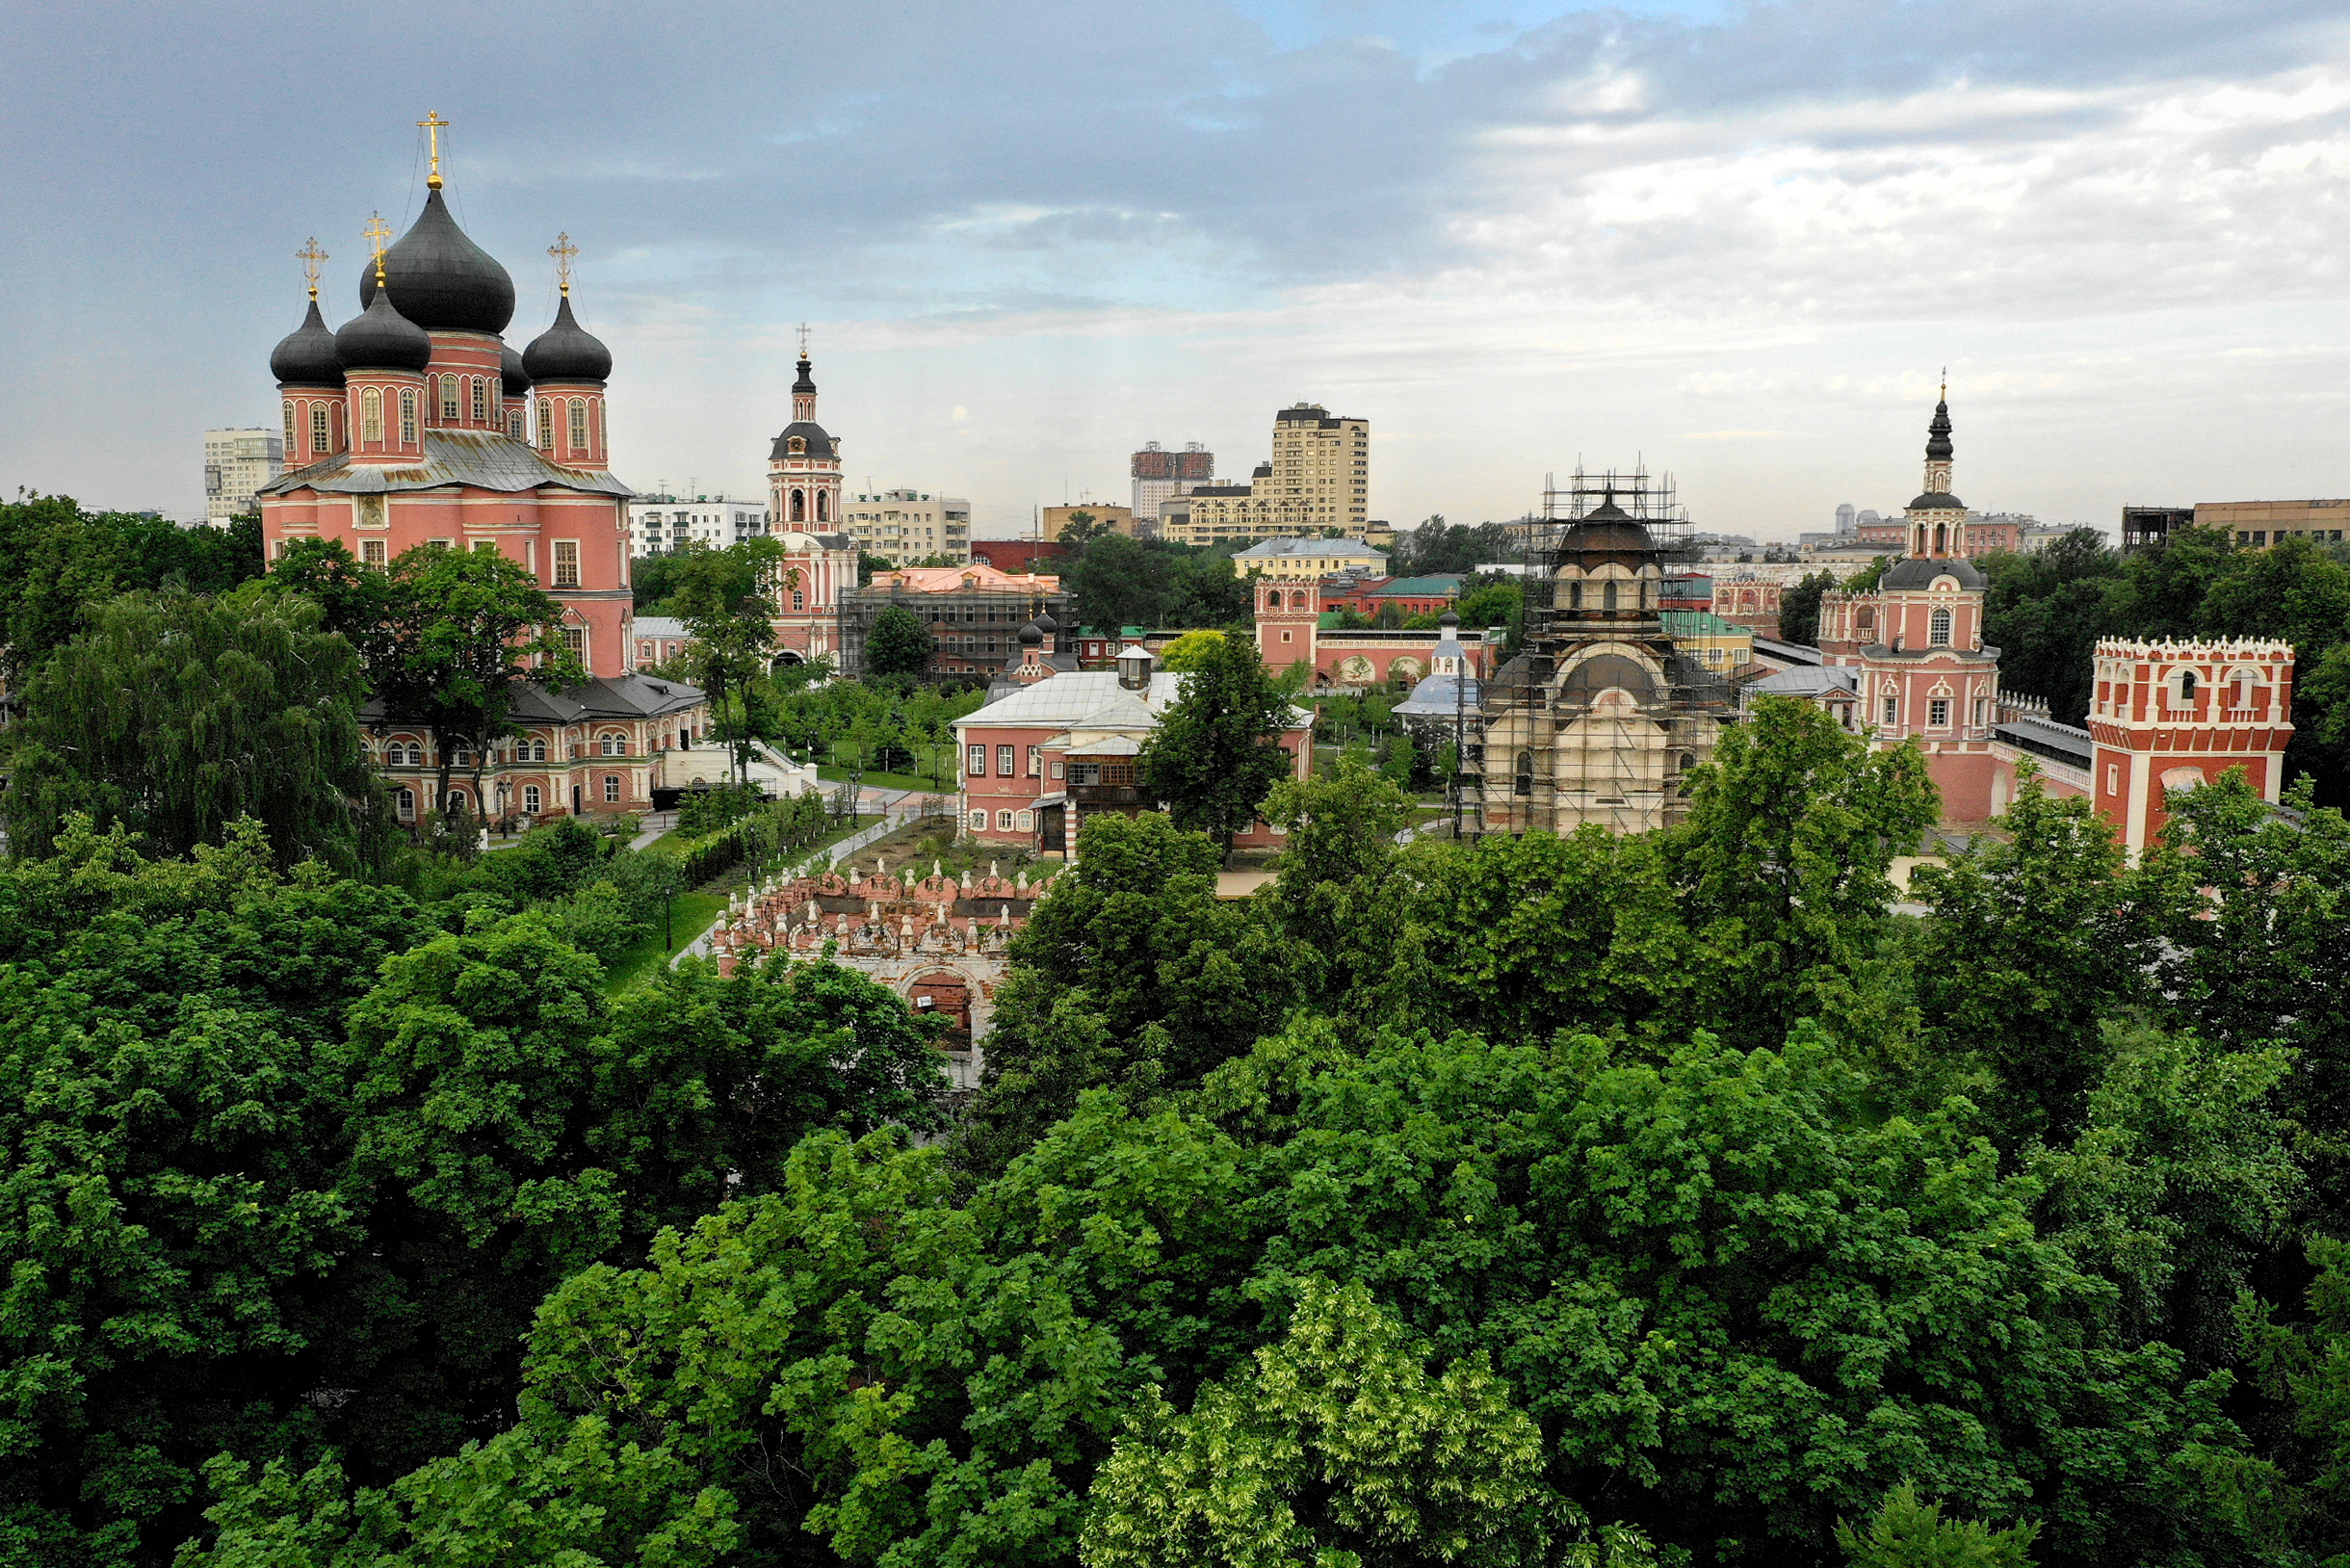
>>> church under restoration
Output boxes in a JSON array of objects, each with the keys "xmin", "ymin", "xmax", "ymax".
[{"xmin": 1473, "ymin": 474, "xmax": 1734, "ymax": 835}]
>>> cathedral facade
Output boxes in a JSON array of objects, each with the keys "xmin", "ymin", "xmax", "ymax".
[
  {"xmin": 255, "ymin": 126, "xmax": 708, "ymax": 825},
  {"xmin": 1475, "ymin": 496, "xmax": 1731, "ymax": 836}
]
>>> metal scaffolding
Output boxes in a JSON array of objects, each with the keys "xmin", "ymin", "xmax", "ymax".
[{"xmin": 1466, "ymin": 466, "xmax": 1732, "ymax": 837}]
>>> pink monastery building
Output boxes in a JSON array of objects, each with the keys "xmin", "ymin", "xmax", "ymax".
[{"xmin": 256, "ymin": 136, "xmax": 708, "ymax": 825}]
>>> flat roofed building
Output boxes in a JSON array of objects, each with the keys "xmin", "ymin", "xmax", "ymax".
[
  {"xmin": 204, "ymin": 428, "xmax": 284, "ymax": 523},
  {"xmin": 1268, "ymin": 403, "xmax": 1369, "ymax": 533},
  {"xmin": 2194, "ymin": 498, "xmax": 2350, "ymax": 550},
  {"xmin": 1041, "ymin": 503, "xmax": 1135, "ymax": 540},
  {"xmin": 626, "ymin": 494, "xmax": 768, "ymax": 557},
  {"xmin": 843, "ymin": 488, "xmax": 973, "ymax": 566},
  {"xmin": 1131, "ymin": 441, "xmax": 1214, "ymax": 527}
]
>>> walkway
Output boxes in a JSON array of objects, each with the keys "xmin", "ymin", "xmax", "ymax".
[{"xmin": 668, "ymin": 797, "xmax": 957, "ymax": 968}]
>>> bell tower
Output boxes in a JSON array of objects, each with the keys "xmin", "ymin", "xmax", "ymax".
[{"xmin": 1254, "ymin": 579, "xmax": 1320, "ymax": 677}]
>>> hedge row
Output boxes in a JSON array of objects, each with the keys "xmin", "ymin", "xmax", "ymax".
[{"xmin": 669, "ymin": 788, "xmax": 837, "ymax": 887}]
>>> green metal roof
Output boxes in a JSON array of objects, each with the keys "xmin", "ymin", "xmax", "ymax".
[
  {"xmin": 1364, "ymin": 575, "xmax": 1464, "ymax": 597},
  {"xmin": 1660, "ymin": 609, "xmax": 1745, "ymax": 637}
]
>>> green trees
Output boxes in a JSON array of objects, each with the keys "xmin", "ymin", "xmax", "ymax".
[
  {"xmin": 0, "ymin": 823, "xmax": 949, "ymax": 1568},
  {"xmin": 1083, "ymin": 1279, "xmax": 1576, "ymax": 1568},
  {"xmin": 1066, "ymin": 533, "xmax": 1173, "ymax": 634},
  {"xmin": 2, "ymin": 588, "xmax": 386, "ymax": 873},
  {"xmin": 660, "ymin": 539, "xmax": 786, "ymax": 779},
  {"xmin": 1138, "ymin": 632, "xmax": 1296, "ymax": 860},
  {"xmin": 0, "ymin": 495, "xmax": 265, "ymax": 681},
  {"xmin": 865, "ymin": 603, "xmax": 935, "ymax": 679},
  {"xmin": 372, "ymin": 545, "xmax": 583, "ymax": 816},
  {"xmin": 1837, "ymin": 1484, "xmax": 2040, "ymax": 1567},
  {"xmin": 1157, "ymin": 628, "xmax": 1225, "ymax": 670},
  {"xmin": 1779, "ymin": 567, "xmax": 1838, "ymax": 645}
]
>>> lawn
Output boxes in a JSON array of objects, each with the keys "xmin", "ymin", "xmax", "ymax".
[
  {"xmin": 599, "ymin": 891, "xmax": 728, "ymax": 995},
  {"xmin": 817, "ymin": 764, "xmax": 959, "ymax": 794}
]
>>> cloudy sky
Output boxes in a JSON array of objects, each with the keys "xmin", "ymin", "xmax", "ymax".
[{"xmin": 5, "ymin": 0, "xmax": 2347, "ymax": 540}]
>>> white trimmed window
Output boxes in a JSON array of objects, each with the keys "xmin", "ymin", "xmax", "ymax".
[
  {"xmin": 399, "ymin": 389, "xmax": 418, "ymax": 444},
  {"xmin": 523, "ymin": 785, "xmax": 541, "ymax": 814},
  {"xmin": 396, "ymin": 788, "xmax": 415, "ymax": 819},
  {"xmin": 361, "ymin": 387, "xmax": 383, "ymax": 442},
  {"xmin": 969, "ymin": 810, "xmax": 986, "ymax": 830},
  {"xmin": 568, "ymin": 399, "xmax": 588, "ymax": 453},
  {"xmin": 440, "ymin": 375, "xmax": 459, "ymax": 421},
  {"xmin": 1014, "ymin": 810, "xmax": 1033, "ymax": 831},
  {"xmin": 997, "ymin": 745, "xmax": 1014, "ymax": 774},
  {"xmin": 361, "ymin": 538, "xmax": 387, "ymax": 568},
  {"xmin": 311, "ymin": 403, "xmax": 329, "ymax": 456},
  {"xmin": 470, "ymin": 378, "xmax": 487, "ymax": 424},
  {"xmin": 967, "ymin": 745, "xmax": 986, "ymax": 775},
  {"xmin": 1929, "ymin": 698, "xmax": 1950, "ymax": 727},
  {"xmin": 552, "ymin": 539, "xmax": 580, "ymax": 587},
  {"xmin": 1929, "ymin": 608, "xmax": 1952, "ymax": 647},
  {"xmin": 537, "ymin": 399, "xmax": 554, "ymax": 451},
  {"xmin": 604, "ymin": 774, "xmax": 622, "ymax": 803},
  {"xmin": 282, "ymin": 401, "xmax": 295, "ymax": 449},
  {"xmin": 996, "ymin": 810, "xmax": 1014, "ymax": 831},
  {"xmin": 1883, "ymin": 696, "xmax": 1898, "ymax": 725},
  {"xmin": 1028, "ymin": 745, "xmax": 1041, "ymax": 777},
  {"xmin": 599, "ymin": 732, "xmax": 625, "ymax": 756},
  {"xmin": 562, "ymin": 626, "xmax": 587, "ymax": 662}
]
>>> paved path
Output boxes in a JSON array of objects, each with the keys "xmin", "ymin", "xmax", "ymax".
[
  {"xmin": 628, "ymin": 811, "xmax": 678, "ymax": 850},
  {"xmin": 668, "ymin": 800, "xmax": 957, "ymax": 969}
]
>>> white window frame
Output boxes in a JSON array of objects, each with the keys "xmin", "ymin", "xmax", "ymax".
[
  {"xmin": 969, "ymin": 809, "xmax": 986, "ymax": 830},
  {"xmin": 967, "ymin": 745, "xmax": 986, "ymax": 776},
  {"xmin": 552, "ymin": 538, "xmax": 581, "ymax": 588},
  {"xmin": 996, "ymin": 810, "xmax": 1014, "ymax": 831}
]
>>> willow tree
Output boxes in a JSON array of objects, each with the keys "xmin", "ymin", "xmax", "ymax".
[{"xmin": 2, "ymin": 587, "xmax": 387, "ymax": 872}]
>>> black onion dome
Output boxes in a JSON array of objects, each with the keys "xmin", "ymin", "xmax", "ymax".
[
  {"xmin": 1017, "ymin": 620, "xmax": 1044, "ymax": 646},
  {"xmin": 769, "ymin": 421, "xmax": 836, "ymax": 460},
  {"xmin": 1925, "ymin": 397, "xmax": 1954, "ymax": 461},
  {"xmin": 1882, "ymin": 555, "xmax": 1987, "ymax": 591},
  {"xmin": 334, "ymin": 290, "xmax": 433, "ymax": 373},
  {"xmin": 357, "ymin": 189, "xmax": 515, "ymax": 333},
  {"xmin": 1908, "ymin": 491, "xmax": 1966, "ymax": 510},
  {"xmin": 1033, "ymin": 611, "xmax": 1058, "ymax": 633},
  {"xmin": 523, "ymin": 296, "xmax": 613, "ymax": 382},
  {"xmin": 270, "ymin": 299, "xmax": 344, "ymax": 386},
  {"xmin": 501, "ymin": 345, "xmax": 530, "ymax": 396}
]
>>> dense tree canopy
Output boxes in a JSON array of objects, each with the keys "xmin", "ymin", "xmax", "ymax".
[
  {"xmin": 1138, "ymin": 632, "xmax": 1297, "ymax": 859},
  {"xmin": 2, "ymin": 588, "xmax": 386, "ymax": 873},
  {"xmin": 0, "ymin": 495, "xmax": 264, "ymax": 681},
  {"xmin": 864, "ymin": 603, "xmax": 935, "ymax": 679}
]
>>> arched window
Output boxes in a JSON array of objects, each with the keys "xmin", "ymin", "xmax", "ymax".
[
  {"xmin": 1292, "ymin": 590, "xmax": 1311, "ymax": 609},
  {"xmin": 1603, "ymin": 580, "xmax": 1618, "ymax": 610},
  {"xmin": 331, "ymin": 402, "xmax": 343, "ymax": 448},
  {"xmin": 396, "ymin": 788, "xmax": 415, "ymax": 819},
  {"xmin": 446, "ymin": 790, "xmax": 467, "ymax": 814},
  {"xmin": 399, "ymin": 389, "xmax": 417, "ymax": 445},
  {"xmin": 816, "ymin": 490, "xmax": 829, "ymax": 522},
  {"xmin": 470, "ymin": 378, "xmax": 487, "ymax": 424},
  {"xmin": 790, "ymin": 488, "xmax": 806, "ymax": 522},
  {"xmin": 1513, "ymin": 749, "xmax": 1534, "ymax": 797},
  {"xmin": 282, "ymin": 400, "xmax": 295, "ymax": 449},
  {"xmin": 568, "ymin": 399, "xmax": 588, "ymax": 453},
  {"xmin": 439, "ymin": 375, "xmax": 458, "ymax": 421},
  {"xmin": 507, "ymin": 407, "xmax": 523, "ymax": 440},
  {"xmin": 1929, "ymin": 607, "xmax": 1952, "ymax": 646},
  {"xmin": 537, "ymin": 399, "xmax": 554, "ymax": 451},
  {"xmin": 1567, "ymin": 582, "xmax": 1581, "ymax": 609},
  {"xmin": 1933, "ymin": 522, "xmax": 1947, "ymax": 555},
  {"xmin": 599, "ymin": 732, "xmax": 624, "ymax": 756},
  {"xmin": 361, "ymin": 387, "xmax": 383, "ymax": 443},
  {"xmin": 311, "ymin": 402, "xmax": 329, "ymax": 457}
]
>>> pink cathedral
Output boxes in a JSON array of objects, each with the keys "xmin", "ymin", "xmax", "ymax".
[{"xmin": 255, "ymin": 134, "xmax": 708, "ymax": 825}]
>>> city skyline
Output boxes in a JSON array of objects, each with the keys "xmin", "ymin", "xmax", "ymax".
[{"xmin": 6, "ymin": 0, "xmax": 2348, "ymax": 538}]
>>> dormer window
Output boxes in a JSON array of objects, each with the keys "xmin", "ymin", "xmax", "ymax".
[{"xmin": 789, "ymin": 437, "xmax": 806, "ymax": 454}]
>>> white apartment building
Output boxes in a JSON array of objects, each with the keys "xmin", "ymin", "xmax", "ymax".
[
  {"xmin": 203, "ymin": 429, "xmax": 284, "ymax": 524},
  {"xmin": 842, "ymin": 488, "xmax": 972, "ymax": 566},
  {"xmin": 626, "ymin": 494, "xmax": 770, "ymax": 558}
]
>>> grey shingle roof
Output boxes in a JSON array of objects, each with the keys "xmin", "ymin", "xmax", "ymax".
[{"xmin": 259, "ymin": 428, "xmax": 636, "ymax": 499}]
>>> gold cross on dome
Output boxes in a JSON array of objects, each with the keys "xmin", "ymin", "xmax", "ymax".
[
  {"xmin": 549, "ymin": 231, "xmax": 578, "ymax": 296},
  {"xmin": 418, "ymin": 110, "xmax": 449, "ymax": 190},
  {"xmin": 797, "ymin": 322, "xmax": 811, "ymax": 359},
  {"xmin": 297, "ymin": 236, "xmax": 328, "ymax": 301},
  {"xmin": 362, "ymin": 211, "xmax": 392, "ymax": 285}
]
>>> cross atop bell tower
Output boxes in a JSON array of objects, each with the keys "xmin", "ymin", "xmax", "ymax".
[{"xmin": 792, "ymin": 328, "xmax": 818, "ymax": 424}]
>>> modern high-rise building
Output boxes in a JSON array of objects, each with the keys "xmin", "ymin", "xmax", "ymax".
[
  {"xmin": 1157, "ymin": 403, "xmax": 1371, "ymax": 546},
  {"xmin": 841, "ymin": 488, "xmax": 972, "ymax": 566},
  {"xmin": 1269, "ymin": 403, "xmax": 1368, "ymax": 532},
  {"xmin": 1131, "ymin": 440, "xmax": 1214, "ymax": 526},
  {"xmin": 203, "ymin": 428, "xmax": 283, "ymax": 523},
  {"xmin": 625, "ymin": 494, "xmax": 769, "ymax": 557}
]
